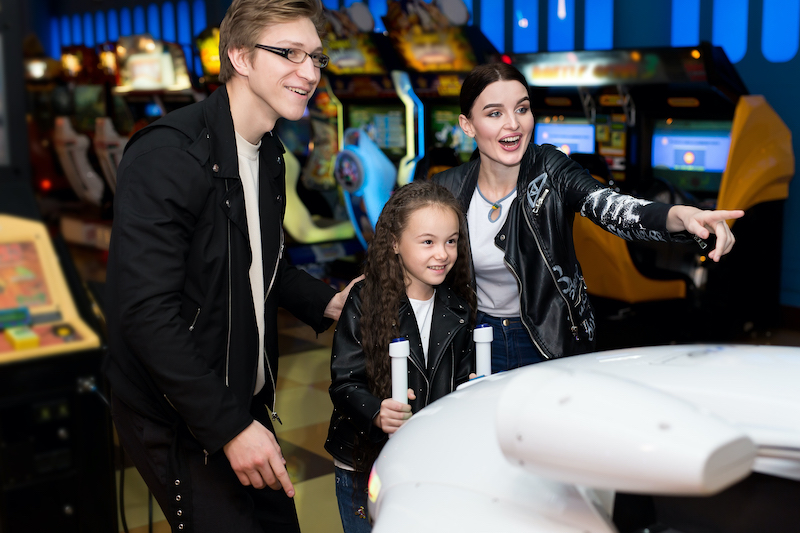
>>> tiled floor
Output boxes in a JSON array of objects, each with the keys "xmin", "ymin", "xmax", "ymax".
[{"xmin": 116, "ymin": 311, "xmax": 345, "ymax": 533}]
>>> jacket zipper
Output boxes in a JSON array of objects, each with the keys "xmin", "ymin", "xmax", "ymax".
[
  {"xmin": 164, "ymin": 393, "xmax": 209, "ymax": 464},
  {"xmin": 406, "ymin": 354, "xmax": 431, "ymax": 406},
  {"xmin": 522, "ymin": 201, "xmax": 580, "ymax": 341},
  {"xmin": 264, "ymin": 227, "xmax": 284, "ymax": 424},
  {"xmin": 188, "ymin": 307, "xmax": 201, "ymax": 331},
  {"xmin": 225, "ymin": 182, "xmax": 233, "ymax": 387},
  {"xmin": 502, "ymin": 255, "xmax": 550, "ymax": 359}
]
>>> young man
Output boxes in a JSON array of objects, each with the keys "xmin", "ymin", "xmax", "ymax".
[{"xmin": 104, "ymin": 0, "xmax": 352, "ymax": 530}]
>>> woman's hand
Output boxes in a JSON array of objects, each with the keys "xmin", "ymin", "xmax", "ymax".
[
  {"xmin": 373, "ymin": 389, "xmax": 417, "ymax": 434},
  {"xmin": 666, "ymin": 206, "xmax": 745, "ymax": 262}
]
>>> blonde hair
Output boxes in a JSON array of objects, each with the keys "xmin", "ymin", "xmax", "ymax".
[{"xmin": 218, "ymin": 0, "xmax": 326, "ymax": 83}]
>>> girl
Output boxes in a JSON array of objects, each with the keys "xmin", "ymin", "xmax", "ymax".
[
  {"xmin": 325, "ymin": 180, "xmax": 476, "ymax": 532},
  {"xmin": 433, "ymin": 62, "xmax": 744, "ymax": 372}
]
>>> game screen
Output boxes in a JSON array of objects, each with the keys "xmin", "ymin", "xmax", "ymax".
[
  {"xmin": 348, "ymin": 105, "xmax": 406, "ymax": 159},
  {"xmin": 430, "ymin": 105, "xmax": 475, "ymax": 163},
  {"xmin": 116, "ymin": 36, "xmax": 192, "ymax": 92},
  {"xmin": 534, "ymin": 123, "xmax": 596, "ymax": 155},
  {"xmin": 0, "ymin": 40, "xmax": 9, "ymax": 166},
  {"xmin": 0, "ymin": 242, "xmax": 52, "ymax": 310},
  {"xmin": 651, "ymin": 120, "xmax": 732, "ymax": 193}
]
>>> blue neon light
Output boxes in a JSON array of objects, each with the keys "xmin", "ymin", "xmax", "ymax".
[
  {"xmin": 481, "ymin": 0, "xmax": 505, "ymax": 52},
  {"xmin": 72, "ymin": 14, "xmax": 83, "ymax": 44},
  {"xmin": 763, "ymin": 0, "xmax": 799, "ymax": 62},
  {"xmin": 177, "ymin": 2, "xmax": 191, "ymax": 43},
  {"xmin": 193, "ymin": 0, "xmax": 207, "ymax": 37},
  {"xmin": 95, "ymin": 12, "xmax": 107, "ymax": 44},
  {"xmin": 83, "ymin": 13, "xmax": 95, "ymax": 46},
  {"xmin": 134, "ymin": 6, "xmax": 146, "ymax": 35},
  {"xmin": 120, "ymin": 8, "xmax": 132, "ymax": 36},
  {"xmin": 712, "ymin": 0, "xmax": 747, "ymax": 63},
  {"xmin": 108, "ymin": 10, "xmax": 120, "ymax": 41},
  {"xmin": 148, "ymin": 4, "xmax": 161, "ymax": 39},
  {"xmin": 585, "ymin": 0, "xmax": 613, "ymax": 50},
  {"xmin": 368, "ymin": 0, "xmax": 386, "ymax": 33},
  {"xmin": 513, "ymin": 0, "xmax": 538, "ymax": 53},
  {"xmin": 547, "ymin": 0, "xmax": 574, "ymax": 52},
  {"xmin": 50, "ymin": 18, "xmax": 61, "ymax": 57},
  {"xmin": 60, "ymin": 16, "xmax": 71, "ymax": 47},
  {"xmin": 321, "ymin": 0, "xmax": 338, "ymax": 10},
  {"xmin": 671, "ymin": 0, "xmax": 699, "ymax": 47},
  {"xmin": 162, "ymin": 3, "xmax": 177, "ymax": 42}
]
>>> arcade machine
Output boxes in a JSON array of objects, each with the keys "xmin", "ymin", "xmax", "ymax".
[
  {"xmin": 321, "ymin": 4, "xmax": 414, "ymax": 249},
  {"xmin": 513, "ymin": 43, "xmax": 795, "ymax": 343},
  {"xmin": 382, "ymin": 0, "xmax": 500, "ymax": 179},
  {"xmin": 1, "ymin": 4, "xmax": 117, "ymax": 528}
]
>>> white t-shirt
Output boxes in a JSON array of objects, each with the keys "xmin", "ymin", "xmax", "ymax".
[
  {"xmin": 409, "ymin": 291, "xmax": 436, "ymax": 366},
  {"xmin": 467, "ymin": 186, "xmax": 520, "ymax": 317},
  {"xmin": 235, "ymin": 131, "xmax": 267, "ymax": 395}
]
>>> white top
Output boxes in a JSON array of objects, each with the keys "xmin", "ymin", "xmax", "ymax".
[
  {"xmin": 467, "ymin": 186, "xmax": 520, "ymax": 317},
  {"xmin": 409, "ymin": 291, "xmax": 436, "ymax": 366},
  {"xmin": 235, "ymin": 131, "xmax": 267, "ymax": 395}
]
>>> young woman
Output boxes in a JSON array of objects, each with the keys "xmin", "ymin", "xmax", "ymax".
[
  {"xmin": 325, "ymin": 180, "xmax": 476, "ymax": 532},
  {"xmin": 433, "ymin": 62, "xmax": 744, "ymax": 372}
]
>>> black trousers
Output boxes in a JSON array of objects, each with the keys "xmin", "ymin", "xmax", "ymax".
[{"xmin": 111, "ymin": 394, "xmax": 301, "ymax": 533}]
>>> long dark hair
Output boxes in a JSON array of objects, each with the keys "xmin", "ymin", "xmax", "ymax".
[
  {"xmin": 460, "ymin": 62, "xmax": 530, "ymax": 118},
  {"xmin": 360, "ymin": 181, "xmax": 475, "ymax": 400}
]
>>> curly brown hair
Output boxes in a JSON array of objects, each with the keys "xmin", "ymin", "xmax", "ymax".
[{"xmin": 360, "ymin": 181, "xmax": 475, "ymax": 400}]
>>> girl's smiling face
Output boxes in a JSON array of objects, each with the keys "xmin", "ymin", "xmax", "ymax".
[{"xmin": 459, "ymin": 79, "xmax": 534, "ymax": 168}]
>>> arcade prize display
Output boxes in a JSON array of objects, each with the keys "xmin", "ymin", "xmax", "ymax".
[
  {"xmin": 382, "ymin": 0, "xmax": 500, "ymax": 178},
  {"xmin": 514, "ymin": 43, "xmax": 794, "ymax": 342},
  {"xmin": 0, "ymin": 215, "xmax": 116, "ymax": 531}
]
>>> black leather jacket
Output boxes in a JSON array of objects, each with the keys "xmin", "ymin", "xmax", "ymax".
[
  {"xmin": 325, "ymin": 281, "xmax": 473, "ymax": 469},
  {"xmin": 104, "ymin": 86, "xmax": 336, "ymax": 455},
  {"xmin": 434, "ymin": 143, "xmax": 687, "ymax": 359}
]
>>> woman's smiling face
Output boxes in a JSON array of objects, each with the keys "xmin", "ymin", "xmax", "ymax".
[{"xmin": 459, "ymin": 79, "xmax": 534, "ymax": 168}]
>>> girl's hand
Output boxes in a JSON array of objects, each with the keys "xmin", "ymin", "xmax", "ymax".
[
  {"xmin": 666, "ymin": 206, "xmax": 745, "ymax": 262},
  {"xmin": 374, "ymin": 389, "xmax": 417, "ymax": 434}
]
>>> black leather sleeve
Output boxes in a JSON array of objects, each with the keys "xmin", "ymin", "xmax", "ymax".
[{"xmin": 329, "ymin": 283, "xmax": 385, "ymax": 440}]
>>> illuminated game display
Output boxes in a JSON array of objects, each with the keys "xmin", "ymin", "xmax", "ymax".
[
  {"xmin": 0, "ymin": 215, "xmax": 99, "ymax": 360},
  {"xmin": 348, "ymin": 104, "xmax": 407, "ymax": 159},
  {"xmin": 430, "ymin": 105, "xmax": 476, "ymax": 163},
  {"xmin": 534, "ymin": 122, "xmax": 596, "ymax": 156},
  {"xmin": 651, "ymin": 120, "xmax": 732, "ymax": 194}
]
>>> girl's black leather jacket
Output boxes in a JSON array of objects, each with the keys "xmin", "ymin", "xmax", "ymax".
[
  {"xmin": 325, "ymin": 281, "xmax": 474, "ymax": 469},
  {"xmin": 434, "ymin": 143, "xmax": 689, "ymax": 359}
]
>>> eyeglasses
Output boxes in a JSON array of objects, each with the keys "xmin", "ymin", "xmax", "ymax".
[{"xmin": 254, "ymin": 44, "xmax": 329, "ymax": 69}]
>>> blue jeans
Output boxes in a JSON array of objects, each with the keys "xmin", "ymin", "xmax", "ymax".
[
  {"xmin": 476, "ymin": 312, "xmax": 547, "ymax": 373},
  {"xmin": 334, "ymin": 467, "xmax": 372, "ymax": 533}
]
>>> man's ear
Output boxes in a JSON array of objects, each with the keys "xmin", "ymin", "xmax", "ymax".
[
  {"xmin": 458, "ymin": 114, "xmax": 475, "ymax": 138},
  {"xmin": 228, "ymin": 46, "xmax": 251, "ymax": 78}
]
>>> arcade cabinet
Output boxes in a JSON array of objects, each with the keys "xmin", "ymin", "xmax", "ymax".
[
  {"xmin": 514, "ymin": 43, "xmax": 795, "ymax": 342},
  {"xmin": 382, "ymin": 0, "xmax": 500, "ymax": 179},
  {"xmin": 1, "ymin": 4, "xmax": 117, "ymax": 528},
  {"xmin": 320, "ymin": 3, "xmax": 412, "ymax": 249}
]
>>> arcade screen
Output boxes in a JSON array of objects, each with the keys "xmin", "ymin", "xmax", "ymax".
[
  {"xmin": 430, "ymin": 105, "xmax": 476, "ymax": 163},
  {"xmin": 534, "ymin": 123, "xmax": 596, "ymax": 155},
  {"xmin": 0, "ymin": 241, "xmax": 52, "ymax": 310},
  {"xmin": 651, "ymin": 120, "xmax": 732, "ymax": 193},
  {"xmin": 348, "ymin": 105, "xmax": 406, "ymax": 159}
]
